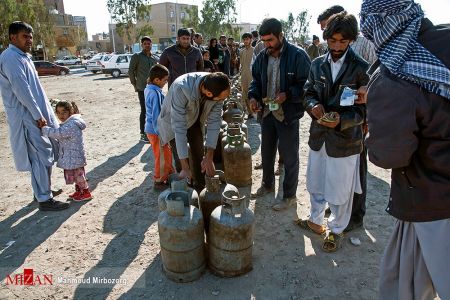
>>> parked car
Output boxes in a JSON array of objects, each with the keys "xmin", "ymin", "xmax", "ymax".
[
  {"xmin": 54, "ymin": 55, "xmax": 82, "ymax": 66},
  {"xmin": 101, "ymin": 54, "xmax": 133, "ymax": 78},
  {"xmin": 86, "ymin": 53, "xmax": 112, "ymax": 74},
  {"xmin": 33, "ymin": 61, "xmax": 70, "ymax": 76}
]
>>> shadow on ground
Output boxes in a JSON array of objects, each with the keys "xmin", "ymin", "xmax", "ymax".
[{"xmin": 0, "ymin": 143, "xmax": 145, "ymax": 281}]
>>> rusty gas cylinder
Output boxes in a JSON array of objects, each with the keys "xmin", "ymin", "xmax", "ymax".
[
  {"xmin": 158, "ymin": 174, "xmax": 199, "ymax": 212},
  {"xmin": 208, "ymin": 190, "xmax": 255, "ymax": 277},
  {"xmin": 199, "ymin": 173, "xmax": 221, "ymax": 232},
  {"xmin": 223, "ymin": 100, "xmax": 243, "ymax": 124},
  {"xmin": 158, "ymin": 191, "xmax": 205, "ymax": 282},
  {"xmin": 223, "ymin": 134, "xmax": 252, "ymax": 187},
  {"xmin": 198, "ymin": 171, "xmax": 238, "ymax": 231},
  {"xmin": 221, "ymin": 123, "xmax": 243, "ymax": 156},
  {"xmin": 231, "ymin": 114, "xmax": 248, "ymax": 138}
]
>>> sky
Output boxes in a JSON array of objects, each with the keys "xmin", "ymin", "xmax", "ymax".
[{"xmin": 64, "ymin": 0, "xmax": 450, "ymax": 40}]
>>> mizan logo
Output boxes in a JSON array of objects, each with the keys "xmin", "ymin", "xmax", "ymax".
[{"xmin": 5, "ymin": 269, "xmax": 53, "ymax": 286}]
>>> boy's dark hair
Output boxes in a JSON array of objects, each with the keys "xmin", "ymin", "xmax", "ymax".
[
  {"xmin": 177, "ymin": 28, "xmax": 191, "ymax": 37},
  {"xmin": 251, "ymin": 30, "xmax": 258, "ymax": 38},
  {"xmin": 219, "ymin": 35, "xmax": 226, "ymax": 40},
  {"xmin": 323, "ymin": 11, "xmax": 358, "ymax": 42},
  {"xmin": 242, "ymin": 32, "xmax": 252, "ymax": 39},
  {"xmin": 194, "ymin": 33, "xmax": 202, "ymax": 39},
  {"xmin": 317, "ymin": 5, "xmax": 345, "ymax": 24},
  {"xmin": 227, "ymin": 37, "xmax": 234, "ymax": 41},
  {"xmin": 9, "ymin": 21, "xmax": 33, "ymax": 40},
  {"xmin": 149, "ymin": 64, "xmax": 169, "ymax": 83},
  {"xmin": 141, "ymin": 36, "xmax": 152, "ymax": 43},
  {"xmin": 259, "ymin": 18, "xmax": 282, "ymax": 37},
  {"xmin": 201, "ymin": 50, "xmax": 210, "ymax": 55},
  {"xmin": 312, "ymin": 35, "xmax": 319, "ymax": 41},
  {"xmin": 203, "ymin": 72, "xmax": 230, "ymax": 97}
]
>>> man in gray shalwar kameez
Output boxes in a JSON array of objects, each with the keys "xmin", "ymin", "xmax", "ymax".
[
  {"xmin": 0, "ymin": 21, "xmax": 69, "ymax": 211},
  {"xmin": 361, "ymin": 1, "xmax": 450, "ymax": 299}
]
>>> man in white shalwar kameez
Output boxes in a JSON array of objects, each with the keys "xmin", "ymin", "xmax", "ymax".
[
  {"xmin": 361, "ymin": 0, "xmax": 450, "ymax": 298},
  {"xmin": 0, "ymin": 21, "xmax": 69, "ymax": 211},
  {"xmin": 300, "ymin": 12, "xmax": 369, "ymax": 252}
]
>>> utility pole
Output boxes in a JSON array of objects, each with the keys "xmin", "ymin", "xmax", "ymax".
[
  {"xmin": 110, "ymin": 14, "xmax": 116, "ymax": 53},
  {"xmin": 175, "ymin": 0, "xmax": 178, "ymax": 33}
]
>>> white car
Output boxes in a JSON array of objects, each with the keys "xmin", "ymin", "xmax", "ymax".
[
  {"xmin": 86, "ymin": 53, "xmax": 112, "ymax": 74},
  {"xmin": 54, "ymin": 55, "xmax": 82, "ymax": 66},
  {"xmin": 101, "ymin": 54, "xmax": 133, "ymax": 78}
]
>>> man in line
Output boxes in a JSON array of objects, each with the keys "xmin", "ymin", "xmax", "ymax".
[
  {"xmin": 239, "ymin": 32, "xmax": 254, "ymax": 117},
  {"xmin": 217, "ymin": 35, "xmax": 231, "ymax": 77},
  {"xmin": 227, "ymin": 37, "xmax": 239, "ymax": 76},
  {"xmin": 306, "ymin": 35, "xmax": 321, "ymax": 61},
  {"xmin": 159, "ymin": 28, "xmax": 204, "ymax": 87},
  {"xmin": 318, "ymin": 5, "xmax": 377, "ymax": 65},
  {"xmin": 249, "ymin": 18, "xmax": 311, "ymax": 211},
  {"xmin": 129, "ymin": 36, "xmax": 157, "ymax": 142},
  {"xmin": 317, "ymin": 4, "xmax": 378, "ymax": 232},
  {"xmin": 299, "ymin": 12, "xmax": 369, "ymax": 252},
  {"xmin": 157, "ymin": 72, "xmax": 230, "ymax": 192},
  {"xmin": 193, "ymin": 33, "xmax": 206, "ymax": 52},
  {"xmin": 361, "ymin": 0, "xmax": 450, "ymax": 298},
  {"xmin": 251, "ymin": 30, "xmax": 259, "ymax": 47},
  {"xmin": 0, "ymin": 21, "xmax": 69, "ymax": 211}
]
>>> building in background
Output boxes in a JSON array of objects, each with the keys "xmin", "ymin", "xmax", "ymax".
[
  {"xmin": 44, "ymin": 0, "xmax": 65, "ymax": 14},
  {"xmin": 137, "ymin": 2, "xmax": 198, "ymax": 50},
  {"xmin": 88, "ymin": 32, "xmax": 112, "ymax": 53},
  {"xmin": 51, "ymin": 13, "xmax": 89, "ymax": 58},
  {"xmin": 39, "ymin": 0, "xmax": 89, "ymax": 59}
]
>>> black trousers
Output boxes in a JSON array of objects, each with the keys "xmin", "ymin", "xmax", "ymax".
[
  {"xmin": 138, "ymin": 91, "xmax": 146, "ymax": 134},
  {"xmin": 351, "ymin": 144, "xmax": 367, "ymax": 222},
  {"xmin": 169, "ymin": 119, "xmax": 206, "ymax": 192},
  {"xmin": 261, "ymin": 113, "xmax": 299, "ymax": 198}
]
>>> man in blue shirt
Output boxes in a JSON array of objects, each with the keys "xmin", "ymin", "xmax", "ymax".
[{"xmin": 0, "ymin": 21, "xmax": 69, "ymax": 211}]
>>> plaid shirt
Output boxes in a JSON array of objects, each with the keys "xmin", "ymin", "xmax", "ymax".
[{"xmin": 351, "ymin": 35, "xmax": 377, "ymax": 65}]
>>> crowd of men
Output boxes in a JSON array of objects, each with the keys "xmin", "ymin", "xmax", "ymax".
[{"xmin": 0, "ymin": 0, "xmax": 449, "ymax": 299}]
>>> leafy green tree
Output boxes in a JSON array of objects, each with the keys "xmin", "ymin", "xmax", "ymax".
[
  {"xmin": 0, "ymin": 0, "xmax": 54, "ymax": 57},
  {"xmin": 182, "ymin": 6, "xmax": 200, "ymax": 30},
  {"xmin": 107, "ymin": 0, "xmax": 153, "ymax": 44},
  {"xmin": 281, "ymin": 10, "xmax": 311, "ymax": 45},
  {"xmin": 195, "ymin": 0, "xmax": 240, "ymax": 40}
]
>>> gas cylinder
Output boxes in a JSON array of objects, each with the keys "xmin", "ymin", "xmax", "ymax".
[
  {"xmin": 223, "ymin": 100, "xmax": 243, "ymax": 123},
  {"xmin": 208, "ymin": 190, "xmax": 255, "ymax": 277},
  {"xmin": 198, "ymin": 171, "xmax": 238, "ymax": 231},
  {"xmin": 231, "ymin": 114, "xmax": 248, "ymax": 138},
  {"xmin": 223, "ymin": 134, "xmax": 252, "ymax": 187},
  {"xmin": 158, "ymin": 174, "xmax": 199, "ymax": 212},
  {"xmin": 158, "ymin": 191, "xmax": 205, "ymax": 282},
  {"xmin": 221, "ymin": 123, "xmax": 243, "ymax": 156}
]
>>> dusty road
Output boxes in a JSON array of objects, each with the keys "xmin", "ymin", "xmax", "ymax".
[{"xmin": 0, "ymin": 71, "xmax": 394, "ymax": 299}]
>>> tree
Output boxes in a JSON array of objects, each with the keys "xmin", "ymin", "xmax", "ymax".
[
  {"xmin": 0, "ymin": 0, "xmax": 55, "ymax": 56},
  {"xmin": 107, "ymin": 0, "xmax": 153, "ymax": 45},
  {"xmin": 181, "ymin": 6, "xmax": 200, "ymax": 30},
  {"xmin": 195, "ymin": 0, "xmax": 240, "ymax": 41},
  {"xmin": 281, "ymin": 10, "xmax": 311, "ymax": 45}
]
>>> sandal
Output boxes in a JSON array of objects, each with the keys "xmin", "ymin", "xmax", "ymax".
[
  {"xmin": 322, "ymin": 232, "xmax": 344, "ymax": 253},
  {"xmin": 294, "ymin": 219, "xmax": 326, "ymax": 235}
]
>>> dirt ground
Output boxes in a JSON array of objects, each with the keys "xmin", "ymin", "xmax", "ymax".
[{"xmin": 0, "ymin": 71, "xmax": 395, "ymax": 300}]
